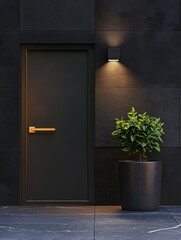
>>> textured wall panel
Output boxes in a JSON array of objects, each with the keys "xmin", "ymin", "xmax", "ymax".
[
  {"xmin": 0, "ymin": 32, "xmax": 20, "ymax": 88},
  {"xmin": 21, "ymin": 0, "xmax": 95, "ymax": 30},
  {"xmin": 153, "ymin": 148, "xmax": 181, "ymax": 205},
  {"xmin": 180, "ymin": 89, "xmax": 181, "ymax": 148},
  {"xmin": 0, "ymin": 0, "xmax": 20, "ymax": 30},
  {"xmin": 121, "ymin": 32, "xmax": 181, "ymax": 88},
  {"xmin": 21, "ymin": 30, "xmax": 95, "ymax": 44},
  {"xmin": 95, "ymin": 148, "xmax": 121, "ymax": 204},
  {"xmin": 0, "ymin": 148, "xmax": 19, "ymax": 204},
  {"xmin": 96, "ymin": 0, "xmax": 179, "ymax": 30},
  {"xmin": 0, "ymin": 88, "xmax": 19, "ymax": 148},
  {"xmin": 96, "ymin": 88, "xmax": 179, "ymax": 147}
]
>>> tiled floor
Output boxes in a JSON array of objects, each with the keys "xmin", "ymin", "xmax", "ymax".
[{"xmin": 0, "ymin": 206, "xmax": 181, "ymax": 239}]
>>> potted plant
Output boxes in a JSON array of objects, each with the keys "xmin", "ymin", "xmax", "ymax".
[{"xmin": 112, "ymin": 107, "xmax": 164, "ymax": 211}]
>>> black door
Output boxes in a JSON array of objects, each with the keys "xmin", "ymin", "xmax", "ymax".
[{"xmin": 22, "ymin": 45, "xmax": 94, "ymax": 204}]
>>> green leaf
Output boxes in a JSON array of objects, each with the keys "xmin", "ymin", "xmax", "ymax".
[
  {"xmin": 112, "ymin": 130, "xmax": 120, "ymax": 136},
  {"xmin": 142, "ymin": 125, "xmax": 146, "ymax": 131},
  {"xmin": 121, "ymin": 135, "xmax": 127, "ymax": 139},
  {"xmin": 130, "ymin": 135, "xmax": 135, "ymax": 142},
  {"xmin": 142, "ymin": 142, "xmax": 147, "ymax": 147},
  {"xmin": 111, "ymin": 107, "xmax": 164, "ymax": 156},
  {"xmin": 122, "ymin": 147, "xmax": 130, "ymax": 152},
  {"xmin": 154, "ymin": 145, "xmax": 160, "ymax": 151}
]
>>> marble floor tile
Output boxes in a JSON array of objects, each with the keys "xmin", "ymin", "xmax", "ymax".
[
  {"xmin": 95, "ymin": 206, "xmax": 181, "ymax": 240},
  {"xmin": 166, "ymin": 206, "xmax": 181, "ymax": 225},
  {"xmin": 0, "ymin": 206, "xmax": 181, "ymax": 240},
  {"xmin": 0, "ymin": 206, "xmax": 95, "ymax": 240}
]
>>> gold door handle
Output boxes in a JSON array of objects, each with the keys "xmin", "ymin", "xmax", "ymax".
[{"xmin": 29, "ymin": 126, "xmax": 56, "ymax": 133}]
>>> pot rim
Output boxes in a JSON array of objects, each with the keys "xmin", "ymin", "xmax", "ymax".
[{"xmin": 118, "ymin": 160, "xmax": 162, "ymax": 163}]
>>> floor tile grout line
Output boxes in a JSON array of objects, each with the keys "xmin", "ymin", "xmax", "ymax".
[
  {"xmin": 148, "ymin": 207, "xmax": 181, "ymax": 234},
  {"xmin": 165, "ymin": 207, "xmax": 181, "ymax": 227}
]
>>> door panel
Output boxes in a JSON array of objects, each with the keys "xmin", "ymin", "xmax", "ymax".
[{"xmin": 22, "ymin": 45, "xmax": 94, "ymax": 203}]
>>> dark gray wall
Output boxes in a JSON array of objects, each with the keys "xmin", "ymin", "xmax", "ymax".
[
  {"xmin": 0, "ymin": 0, "xmax": 95, "ymax": 205},
  {"xmin": 0, "ymin": 0, "xmax": 181, "ymax": 205},
  {"xmin": 95, "ymin": 0, "xmax": 181, "ymax": 205},
  {"xmin": 0, "ymin": 0, "xmax": 20, "ymax": 203}
]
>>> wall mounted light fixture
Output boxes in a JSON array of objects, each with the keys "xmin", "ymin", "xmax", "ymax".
[{"xmin": 108, "ymin": 47, "xmax": 120, "ymax": 62}]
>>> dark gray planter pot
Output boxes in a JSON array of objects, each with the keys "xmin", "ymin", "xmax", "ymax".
[{"xmin": 119, "ymin": 160, "xmax": 162, "ymax": 211}]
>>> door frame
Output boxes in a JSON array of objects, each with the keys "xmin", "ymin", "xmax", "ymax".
[{"xmin": 21, "ymin": 44, "xmax": 95, "ymax": 204}]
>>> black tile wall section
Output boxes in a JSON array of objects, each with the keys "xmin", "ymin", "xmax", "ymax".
[
  {"xmin": 0, "ymin": 88, "xmax": 19, "ymax": 148},
  {"xmin": 0, "ymin": 148, "xmax": 19, "ymax": 204},
  {"xmin": 121, "ymin": 32, "xmax": 181, "ymax": 88},
  {"xmin": 0, "ymin": 31, "xmax": 20, "ymax": 204},
  {"xmin": 0, "ymin": 31, "xmax": 20, "ymax": 88},
  {"xmin": 96, "ymin": 0, "xmax": 179, "ymax": 30},
  {"xmin": 0, "ymin": 0, "xmax": 181, "ymax": 204},
  {"xmin": 95, "ymin": 148, "xmax": 121, "ymax": 205},
  {"xmin": 0, "ymin": 0, "xmax": 20, "ymax": 30},
  {"xmin": 95, "ymin": 88, "xmax": 180, "ymax": 148},
  {"xmin": 21, "ymin": 31, "xmax": 95, "ymax": 44},
  {"xmin": 21, "ymin": 0, "xmax": 95, "ymax": 30},
  {"xmin": 180, "ymin": 89, "xmax": 181, "ymax": 147},
  {"xmin": 156, "ymin": 148, "xmax": 181, "ymax": 205}
]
